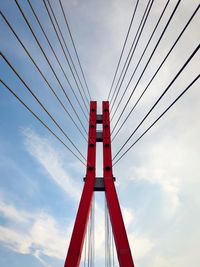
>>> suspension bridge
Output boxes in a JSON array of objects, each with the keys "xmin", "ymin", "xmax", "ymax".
[{"xmin": 0, "ymin": 0, "xmax": 199, "ymax": 266}]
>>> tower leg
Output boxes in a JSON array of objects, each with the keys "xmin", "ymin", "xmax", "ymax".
[
  {"xmin": 64, "ymin": 102, "xmax": 97, "ymax": 267},
  {"xmin": 103, "ymin": 101, "xmax": 135, "ymax": 267}
]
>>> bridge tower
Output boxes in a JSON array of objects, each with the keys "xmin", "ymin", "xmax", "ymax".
[{"xmin": 64, "ymin": 101, "xmax": 135, "ymax": 267}]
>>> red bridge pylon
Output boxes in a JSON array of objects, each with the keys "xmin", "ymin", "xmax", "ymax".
[{"xmin": 64, "ymin": 101, "xmax": 135, "ymax": 267}]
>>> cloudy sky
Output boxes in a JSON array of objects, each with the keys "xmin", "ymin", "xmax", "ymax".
[{"xmin": 0, "ymin": 0, "xmax": 200, "ymax": 266}]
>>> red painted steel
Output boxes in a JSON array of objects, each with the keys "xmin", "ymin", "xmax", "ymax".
[
  {"xmin": 64, "ymin": 101, "xmax": 97, "ymax": 267},
  {"xmin": 64, "ymin": 101, "xmax": 134, "ymax": 267},
  {"xmin": 103, "ymin": 101, "xmax": 135, "ymax": 267}
]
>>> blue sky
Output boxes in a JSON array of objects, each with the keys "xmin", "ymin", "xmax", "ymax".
[{"xmin": 0, "ymin": 0, "xmax": 200, "ymax": 266}]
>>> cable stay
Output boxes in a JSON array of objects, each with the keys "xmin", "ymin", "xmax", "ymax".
[
  {"xmin": 82, "ymin": 195, "xmax": 95, "ymax": 267},
  {"xmin": 110, "ymin": 0, "xmax": 151, "ymax": 107},
  {"xmin": 58, "ymin": 0, "xmax": 92, "ymax": 101},
  {"xmin": 107, "ymin": 0, "xmax": 140, "ymax": 101},
  {"xmin": 109, "ymin": 0, "xmax": 152, "ymax": 107},
  {"xmin": 14, "ymin": 0, "xmax": 88, "ymax": 133},
  {"xmin": 110, "ymin": 0, "xmax": 154, "ymax": 114},
  {"xmin": 111, "ymin": 0, "xmax": 182, "ymax": 136},
  {"xmin": 0, "ymin": 11, "xmax": 88, "ymax": 142},
  {"xmin": 83, "ymin": 224, "xmax": 88, "ymax": 267},
  {"xmin": 111, "ymin": 0, "xmax": 170, "ymax": 124},
  {"xmin": 113, "ymin": 74, "xmax": 200, "ymax": 165},
  {"xmin": 26, "ymin": 0, "xmax": 89, "ymax": 122},
  {"xmin": 0, "ymin": 79, "xmax": 87, "ymax": 166},
  {"xmin": 105, "ymin": 199, "xmax": 111, "ymax": 267},
  {"xmin": 112, "ymin": 2, "xmax": 199, "ymax": 142},
  {"xmin": 46, "ymin": 0, "xmax": 90, "ymax": 106},
  {"xmin": 105, "ymin": 197, "xmax": 117, "ymax": 267},
  {"xmin": 113, "ymin": 44, "xmax": 200, "ymax": 163},
  {"xmin": 111, "ymin": 229, "xmax": 116, "ymax": 267},
  {"xmin": 1, "ymin": 54, "xmax": 87, "ymax": 163},
  {"xmin": 43, "ymin": 0, "xmax": 89, "ymax": 114}
]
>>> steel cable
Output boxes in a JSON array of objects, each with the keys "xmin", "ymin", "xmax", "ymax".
[
  {"xmin": 111, "ymin": 0, "xmax": 182, "ymax": 135},
  {"xmin": 113, "ymin": 45, "xmax": 200, "ymax": 163},
  {"xmin": 26, "ymin": 0, "xmax": 89, "ymax": 122},
  {"xmin": 111, "ymin": 231, "xmax": 115, "ymax": 267},
  {"xmin": 84, "ymin": 225, "xmax": 88, "ymax": 267},
  {"xmin": 113, "ymin": 74, "xmax": 200, "ymax": 166},
  {"xmin": 59, "ymin": 0, "xmax": 92, "ymax": 101},
  {"xmin": 0, "ymin": 79, "xmax": 86, "ymax": 166},
  {"xmin": 111, "ymin": 0, "xmax": 170, "ymax": 124},
  {"xmin": 1, "ymin": 54, "xmax": 87, "ymax": 163},
  {"xmin": 48, "ymin": 0, "xmax": 89, "ymax": 104},
  {"xmin": 112, "ymin": 3, "xmax": 199, "ymax": 141},
  {"xmin": 44, "ymin": 0, "xmax": 89, "ymax": 112},
  {"xmin": 0, "ymin": 10, "xmax": 88, "ymax": 142},
  {"xmin": 109, "ymin": 0, "xmax": 151, "ymax": 106},
  {"xmin": 14, "ymin": 0, "xmax": 88, "ymax": 133},
  {"xmin": 107, "ymin": 0, "xmax": 140, "ymax": 101},
  {"xmin": 110, "ymin": 0, "xmax": 154, "ymax": 114}
]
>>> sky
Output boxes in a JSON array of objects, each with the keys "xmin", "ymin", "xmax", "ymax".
[{"xmin": 0, "ymin": 0, "xmax": 200, "ymax": 267}]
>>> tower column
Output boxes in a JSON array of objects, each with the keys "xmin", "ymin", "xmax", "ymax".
[
  {"xmin": 103, "ymin": 101, "xmax": 135, "ymax": 267},
  {"xmin": 64, "ymin": 101, "xmax": 97, "ymax": 267},
  {"xmin": 64, "ymin": 101, "xmax": 135, "ymax": 267}
]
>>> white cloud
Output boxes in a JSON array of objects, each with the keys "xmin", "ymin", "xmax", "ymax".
[
  {"xmin": 20, "ymin": 128, "xmax": 111, "ymax": 263},
  {"xmin": 0, "ymin": 200, "xmax": 31, "ymax": 223},
  {"xmin": 132, "ymin": 164, "xmax": 181, "ymax": 216},
  {"xmin": 122, "ymin": 206, "xmax": 135, "ymax": 229},
  {"xmin": 129, "ymin": 233, "xmax": 154, "ymax": 260},
  {"xmin": 33, "ymin": 251, "xmax": 53, "ymax": 267},
  {"xmin": 0, "ymin": 198, "xmax": 71, "ymax": 266},
  {"xmin": 30, "ymin": 213, "xmax": 69, "ymax": 259},
  {"xmin": 22, "ymin": 127, "xmax": 82, "ymax": 201},
  {"xmin": 121, "ymin": 207, "xmax": 155, "ymax": 262},
  {"xmin": 0, "ymin": 226, "xmax": 31, "ymax": 254},
  {"xmin": 1, "ymin": 1, "xmax": 200, "ymax": 266}
]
